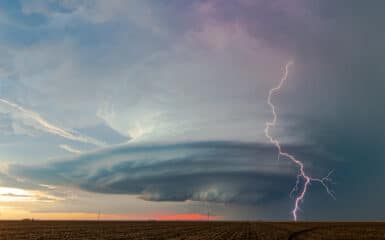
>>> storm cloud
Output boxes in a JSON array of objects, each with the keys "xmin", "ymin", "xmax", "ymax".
[
  {"xmin": 0, "ymin": 0, "xmax": 384, "ymax": 220},
  {"xmin": 8, "ymin": 141, "xmax": 328, "ymax": 205}
]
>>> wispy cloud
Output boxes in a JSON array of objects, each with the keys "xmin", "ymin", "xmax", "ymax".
[
  {"xmin": 0, "ymin": 98, "xmax": 104, "ymax": 146},
  {"xmin": 59, "ymin": 144, "xmax": 82, "ymax": 154},
  {"xmin": 0, "ymin": 187, "xmax": 63, "ymax": 203}
]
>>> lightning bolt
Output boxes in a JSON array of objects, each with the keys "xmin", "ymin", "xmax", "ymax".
[{"xmin": 264, "ymin": 61, "xmax": 335, "ymax": 221}]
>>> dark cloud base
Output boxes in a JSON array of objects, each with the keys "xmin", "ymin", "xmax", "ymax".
[{"xmin": 8, "ymin": 141, "xmax": 307, "ymax": 205}]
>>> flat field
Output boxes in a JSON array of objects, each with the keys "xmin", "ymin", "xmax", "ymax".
[{"xmin": 0, "ymin": 221, "xmax": 383, "ymax": 240}]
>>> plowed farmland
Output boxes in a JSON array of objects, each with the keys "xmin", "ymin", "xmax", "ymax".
[{"xmin": 0, "ymin": 221, "xmax": 383, "ymax": 240}]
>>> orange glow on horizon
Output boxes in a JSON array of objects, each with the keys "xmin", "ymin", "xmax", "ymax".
[
  {"xmin": 0, "ymin": 208, "xmax": 220, "ymax": 221},
  {"xmin": 156, "ymin": 213, "xmax": 220, "ymax": 221}
]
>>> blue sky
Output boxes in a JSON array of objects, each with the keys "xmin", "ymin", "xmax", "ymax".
[{"xmin": 0, "ymin": 0, "xmax": 384, "ymax": 220}]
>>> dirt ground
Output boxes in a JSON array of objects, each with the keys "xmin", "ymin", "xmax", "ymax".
[{"xmin": 0, "ymin": 221, "xmax": 383, "ymax": 240}]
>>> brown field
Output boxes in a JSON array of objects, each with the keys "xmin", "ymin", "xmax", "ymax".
[{"xmin": 0, "ymin": 221, "xmax": 383, "ymax": 240}]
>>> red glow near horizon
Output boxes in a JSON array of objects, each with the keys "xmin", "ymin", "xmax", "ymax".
[{"xmin": 156, "ymin": 213, "xmax": 220, "ymax": 221}]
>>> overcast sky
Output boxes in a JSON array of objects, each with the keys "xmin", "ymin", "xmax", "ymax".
[{"xmin": 0, "ymin": 0, "xmax": 384, "ymax": 221}]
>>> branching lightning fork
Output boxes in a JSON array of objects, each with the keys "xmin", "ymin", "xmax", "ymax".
[{"xmin": 264, "ymin": 61, "xmax": 335, "ymax": 221}]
